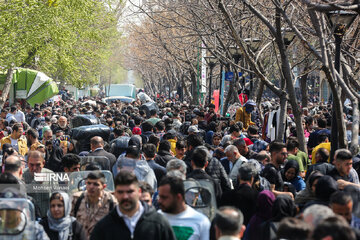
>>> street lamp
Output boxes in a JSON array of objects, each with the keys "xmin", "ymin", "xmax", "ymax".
[
  {"xmin": 326, "ymin": 10, "xmax": 358, "ymax": 161},
  {"xmin": 205, "ymin": 56, "xmax": 217, "ymax": 105}
]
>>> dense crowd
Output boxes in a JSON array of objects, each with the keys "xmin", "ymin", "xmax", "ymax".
[{"xmin": 0, "ymin": 91, "xmax": 359, "ymax": 240}]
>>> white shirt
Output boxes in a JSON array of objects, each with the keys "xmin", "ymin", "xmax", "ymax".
[
  {"xmin": 15, "ymin": 110, "xmax": 25, "ymax": 123},
  {"xmin": 159, "ymin": 206, "xmax": 211, "ymax": 240},
  {"xmin": 116, "ymin": 201, "xmax": 144, "ymax": 238},
  {"xmin": 229, "ymin": 156, "xmax": 248, "ymax": 184},
  {"xmin": 10, "ymin": 137, "xmax": 19, "ymax": 152}
]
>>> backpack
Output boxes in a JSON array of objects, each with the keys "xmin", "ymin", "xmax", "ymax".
[
  {"xmin": 73, "ymin": 192, "xmax": 115, "ymax": 218},
  {"xmin": 183, "ymin": 179, "xmax": 217, "ymax": 220}
]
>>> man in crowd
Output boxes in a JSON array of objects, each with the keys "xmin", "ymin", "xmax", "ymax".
[
  {"xmin": 26, "ymin": 128, "xmax": 42, "ymax": 151},
  {"xmin": 62, "ymin": 153, "xmax": 81, "ymax": 172},
  {"xmin": 72, "ymin": 171, "xmax": 118, "ymax": 238},
  {"xmin": 88, "ymin": 136, "xmax": 117, "ymax": 169},
  {"xmin": 214, "ymin": 207, "xmax": 246, "ymax": 240},
  {"xmin": 224, "ymin": 145, "xmax": 247, "ymax": 186},
  {"xmin": 0, "ymin": 123, "xmax": 28, "ymax": 156},
  {"xmin": 158, "ymin": 176, "xmax": 211, "ymax": 240},
  {"xmin": 53, "ymin": 116, "xmax": 71, "ymax": 135},
  {"xmin": 90, "ymin": 171, "xmax": 175, "ymax": 240}
]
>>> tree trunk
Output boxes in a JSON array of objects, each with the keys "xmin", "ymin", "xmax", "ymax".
[
  {"xmin": 255, "ymin": 81, "xmax": 265, "ymax": 125},
  {"xmin": 0, "ymin": 68, "xmax": 14, "ymax": 109},
  {"xmin": 300, "ymin": 72, "xmax": 309, "ymax": 108},
  {"xmin": 276, "ymin": 95, "xmax": 287, "ymax": 142},
  {"xmin": 350, "ymin": 99, "xmax": 359, "ymax": 154}
]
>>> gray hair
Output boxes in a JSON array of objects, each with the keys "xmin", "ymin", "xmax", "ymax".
[
  {"xmin": 166, "ymin": 159, "xmax": 187, "ymax": 175},
  {"xmin": 224, "ymin": 145, "xmax": 239, "ymax": 159},
  {"xmin": 166, "ymin": 170, "xmax": 186, "ymax": 180},
  {"xmin": 303, "ymin": 204, "xmax": 335, "ymax": 227}
]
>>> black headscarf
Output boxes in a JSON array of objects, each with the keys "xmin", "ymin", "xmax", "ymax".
[
  {"xmin": 315, "ymin": 175, "xmax": 338, "ymax": 202},
  {"xmin": 284, "ymin": 159, "xmax": 300, "ymax": 177},
  {"xmin": 271, "ymin": 195, "xmax": 297, "ymax": 222}
]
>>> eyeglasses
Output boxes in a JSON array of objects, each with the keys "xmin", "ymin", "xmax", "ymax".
[{"xmin": 280, "ymin": 152, "xmax": 289, "ymax": 156}]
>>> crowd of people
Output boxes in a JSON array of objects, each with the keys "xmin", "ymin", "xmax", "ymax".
[{"xmin": 0, "ymin": 92, "xmax": 359, "ymax": 240}]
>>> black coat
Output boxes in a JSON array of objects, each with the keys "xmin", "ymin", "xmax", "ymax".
[
  {"xmin": 40, "ymin": 217, "xmax": 87, "ymax": 240},
  {"xmin": 219, "ymin": 183, "xmax": 258, "ymax": 226},
  {"xmin": 187, "ymin": 169, "xmax": 221, "ymax": 204},
  {"xmin": 154, "ymin": 150, "xmax": 177, "ymax": 168},
  {"xmin": 88, "ymin": 148, "xmax": 117, "ymax": 169},
  {"xmin": 90, "ymin": 203, "xmax": 176, "ymax": 240}
]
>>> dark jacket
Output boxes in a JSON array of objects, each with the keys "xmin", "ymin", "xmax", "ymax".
[
  {"xmin": 88, "ymin": 148, "xmax": 117, "ymax": 169},
  {"xmin": 90, "ymin": 203, "xmax": 176, "ymax": 240},
  {"xmin": 205, "ymin": 157, "xmax": 232, "ymax": 194},
  {"xmin": 187, "ymin": 169, "xmax": 221, "ymax": 203},
  {"xmin": 147, "ymin": 159, "xmax": 167, "ymax": 183},
  {"xmin": 219, "ymin": 183, "xmax": 258, "ymax": 226},
  {"xmin": 40, "ymin": 217, "xmax": 87, "ymax": 240},
  {"xmin": 154, "ymin": 150, "xmax": 177, "ymax": 168},
  {"xmin": 305, "ymin": 162, "xmax": 334, "ymax": 181}
]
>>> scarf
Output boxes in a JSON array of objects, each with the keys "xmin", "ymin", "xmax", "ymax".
[{"xmin": 47, "ymin": 191, "xmax": 75, "ymax": 240}]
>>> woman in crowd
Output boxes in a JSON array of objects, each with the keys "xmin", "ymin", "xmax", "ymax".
[
  {"xmin": 40, "ymin": 192, "xmax": 86, "ymax": 240},
  {"xmin": 282, "ymin": 160, "xmax": 306, "ymax": 192}
]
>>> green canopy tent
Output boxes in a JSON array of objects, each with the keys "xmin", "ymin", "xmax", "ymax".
[{"xmin": 0, "ymin": 68, "xmax": 59, "ymax": 106}]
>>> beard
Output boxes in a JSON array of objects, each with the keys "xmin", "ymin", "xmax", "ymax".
[
  {"xmin": 59, "ymin": 124, "xmax": 67, "ymax": 129},
  {"xmin": 119, "ymin": 198, "xmax": 137, "ymax": 212},
  {"xmin": 159, "ymin": 201, "xmax": 177, "ymax": 214}
]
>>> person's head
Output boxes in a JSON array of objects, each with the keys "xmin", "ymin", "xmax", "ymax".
[
  {"xmin": 61, "ymin": 154, "xmax": 80, "ymax": 172},
  {"xmin": 318, "ymin": 133, "xmax": 329, "ymax": 143},
  {"xmin": 186, "ymin": 134, "xmax": 203, "ymax": 151},
  {"xmin": 58, "ymin": 116, "xmax": 67, "ymax": 128},
  {"xmin": 224, "ymin": 145, "xmax": 241, "ymax": 163},
  {"xmin": 208, "ymin": 104, "xmax": 215, "ymax": 113},
  {"xmin": 49, "ymin": 192, "xmax": 71, "ymax": 220},
  {"xmin": 191, "ymin": 146, "xmax": 209, "ymax": 169},
  {"xmin": 229, "ymin": 124, "xmax": 241, "ymax": 137},
  {"xmin": 334, "ymin": 149, "xmax": 353, "ymax": 177},
  {"xmin": 244, "ymin": 100, "xmax": 256, "ymax": 113},
  {"xmin": 238, "ymin": 162, "xmax": 257, "ymax": 185},
  {"xmin": 308, "ymin": 171, "xmax": 324, "ymax": 194},
  {"xmin": 269, "ymin": 141, "xmax": 287, "ymax": 166},
  {"xmin": 256, "ymin": 151, "xmax": 271, "ymax": 166},
  {"xmin": 317, "ymin": 118, "xmax": 327, "ymax": 129},
  {"xmin": 158, "ymin": 176, "xmax": 185, "ymax": 214},
  {"xmin": 27, "ymin": 150, "xmax": 45, "ymax": 175},
  {"xmin": 214, "ymin": 206, "xmax": 245, "ymax": 239},
  {"xmin": 43, "ymin": 129, "xmax": 53, "ymax": 142},
  {"xmin": 233, "ymin": 138, "xmax": 248, "ymax": 156},
  {"xmin": 330, "ymin": 191, "xmax": 353, "ymax": 224},
  {"xmin": 312, "ymin": 215, "xmax": 356, "ymax": 240},
  {"xmin": 85, "ymin": 172, "xmax": 107, "ymax": 199},
  {"xmin": 139, "ymin": 181, "xmax": 154, "ymax": 206},
  {"xmin": 277, "ymin": 217, "xmax": 312, "ymax": 240},
  {"xmin": 59, "ymin": 141, "xmax": 69, "ymax": 155},
  {"xmin": 90, "ymin": 136, "xmax": 104, "ymax": 152},
  {"xmin": 113, "ymin": 125, "xmax": 125, "ymax": 138},
  {"xmin": 26, "ymin": 128, "xmax": 38, "ymax": 145},
  {"xmin": 158, "ymin": 140, "xmax": 171, "ymax": 152},
  {"xmin": 212, "ymin": 133, "xmax": 222, "ymax": 146},
  {"xmin": 166, "ymin": 159, "xmax": 187, "ymax": 180},
  {"xmin": 175, "ymin": 140, "xmax": 186, "ymax": 159},
  {"xmin": 284, "ymin": 160, "xmax": 300, "ymax": 181},
  {"xmin": 3, "ymin": 155, "xmax": 23, "ymax": 179},
  {"xmin": 286, "ymin": 138, "xmax": 299, "ymax": 155},
  {"xmin": 114, "ymin": 171, "xmax": 140, "ymax": 214},
  {"xmin": 141, "ymin": 121, "xmax": 153, "ymax": 132},
  {"xmin": 55, "ymin": 129, "xmax": 64, "ymax": 138},
  {"xmin": 11, "ymin": 123, "xmax": 23, "ymax": 140},
  {"xmin": 142, "ymin": 143, "xmax": 156, "ymax": 159},
  {"xmin": 315, "ymin": 148, "xmax": 329, "ymax": 163},
  {"xmin": 125, "ymin": 145, "xmax": 141, "ymax": 160},
  {"xmin": 303, "ymin": 204, "xmax": 335, "ymax": 227},
  {"xmin": 150, "ymin": 109, "xmax": 157, "ymax": 117},
  {"xmin": 315, "ymin": 175, "xmax": 338, "ymax": 202}
]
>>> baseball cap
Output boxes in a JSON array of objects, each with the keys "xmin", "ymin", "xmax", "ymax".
[{"xmin": 188, "ymin": 125, "xmax": 200, "ymax": 133}]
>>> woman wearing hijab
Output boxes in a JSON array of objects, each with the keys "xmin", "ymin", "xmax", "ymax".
[
  {"xmin": 243, "ymin": 190, "xmax": 275, "ymax": 240},
  {"xmin": 40, "ymin": 192, "xmax": 86, "ymax": 240},
  {"xmin": 295, "ymin": 171, "xmax": 323, "ymax": 209},
  {"xmin": 260, "ymin": 195, "xmax": 297, "ymax": 240},
  {"xmin": 282, "ymin": 160, "xmax": 305, "ymax": 192}
]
